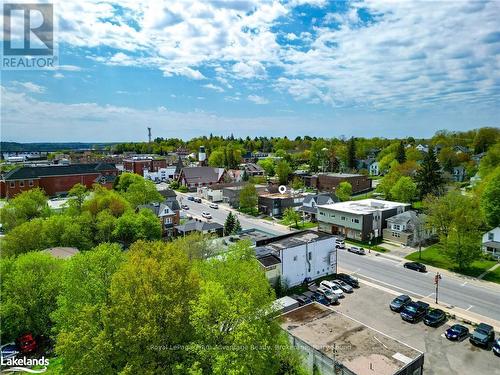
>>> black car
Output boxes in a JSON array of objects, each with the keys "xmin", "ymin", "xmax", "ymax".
[
  {"xmin": 390, "ymin": 295, "xmax": 412, "ymax": 312},
  {"xmin": 292, "ymin": 294, "xmax": 312, "ymax": 306},
  {"xmin": 470, "ymin": 323, "xmax": 495, "ymax": 348},
  {"xmin": 493, "ymin": 339, "xmax": 500, "ymax": 356},
  {"xmin": 400, "ymin": 301, "xmax": 429, "ymax": 323},
  {"xmin": 335, "ymin": 273, "xmax": 359, "ymax": 288},
  {"xmin": 423, "ymin": 309, "xmax": 446, "ymax": 327},
  {"xmin": 403, "ymin": 262, "xmax": 427, "ymax": 272},
  {"xmin": 187, "ymin": 196, "xmax": 195, "ymax": 201},
  {"xmin": 445, "ymin": 324, "xmax": 469, "ymax": 341}
]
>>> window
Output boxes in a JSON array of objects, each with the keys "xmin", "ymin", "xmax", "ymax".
[
  {"xmin": 9, "ymin": 181, "xmax": 15, "ymax": 188},
  {"xmin": 19, "ymin": 181, "xmax": 24, "ymax": 187},
  {"xmin": 308, "ymin": 252, "xmax": 312, "ymax": 260},
  {"xmin": 293, "ymin": 255, "xmax": 298, "ymax": 261},
  {"xmin": 354, "ymin": 219, "xmax": 359, "ymax": 223},
  {"xmin": 341, "ymin": 216, "xmax": 346, "ymax": 221},
  {"xmin": 393, "ymin": 224, "xmax": 401, "ymax": 231},
  {"xmin": 320, "ymin": 211, "xmax": 325, "ymax": 216},
  {"xmin": 29, "ymin": 180, "xmax": 34, "ymax": 186},
  {"xmin": 488, "ymin": 232, "xmax": 494, "ymax": 241},
  {"xmin": 165, "ymin": 217, "xmax": 172, "ymax": 224}
]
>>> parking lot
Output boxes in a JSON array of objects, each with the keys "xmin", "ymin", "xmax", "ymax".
[{"xmin": 325, "ymin": 281, "xmax": 500, "ymax": 375}]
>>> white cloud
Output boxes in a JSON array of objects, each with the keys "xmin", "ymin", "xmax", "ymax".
[
  {"xmin": 203, "ymin": 83, "xmax": 225, "ymax": 92},
  {"xmin": 12, "ymin": 82, "xmax": 46, "ymax": 93},
  {"xmin": 248, "ymin": 94, "xmax": 269, "ymax": 104},
  {"xmin": 53, "ymin": 73, "xmax": 65, "ymax": 79}
]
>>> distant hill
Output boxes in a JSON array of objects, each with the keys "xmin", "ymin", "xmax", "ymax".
[{"xmin": 1, "ymin": 142, "xmax": 117, "ymax": 152}]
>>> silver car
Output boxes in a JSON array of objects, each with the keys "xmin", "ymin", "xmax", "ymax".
[{"xmin": 332, "ymin": 280, "xmax": 353, "ymax": 293}]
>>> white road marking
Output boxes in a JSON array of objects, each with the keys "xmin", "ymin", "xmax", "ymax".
[
  {"xmin": 461, "ymin": 281, "xmax": 468, "ymax": 286},
  {"xmin": 465, "ymin": 305, "xmax": 474, "ymax": 311},
  {"xmin": 426, "ymin": 292, "xmax": 435, "ymax": 298},
  {"xmin": 351, "ymin": 272, "xmax": 427, "ymax": 299}
]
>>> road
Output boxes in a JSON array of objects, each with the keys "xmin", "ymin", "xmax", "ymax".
[
  {"xmin": 337, "ymin": 249, "xmax": 500, "ymax": 321},
  {"xmin": 176, "ymin": 193, "xmax": 289, "ymax": 236}
]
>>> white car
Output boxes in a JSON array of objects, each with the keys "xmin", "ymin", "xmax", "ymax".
[
  {"xmin": 335, "ymin": 239, "xmax": 345, "ymax": 249},
  {"xmin": 319, "ymin": 280, "xmax": 344, "ymax": 298},
  {"xmin": 202, "ymin": 211, "xmax": 212, "ymax": 219},
  {"xmin": 209, "ymin": 203, "xmax": 218, "ymax": 209},
  {"xmin": 348, "ymin": 246, "xmax": 366, "ymax": 255}
]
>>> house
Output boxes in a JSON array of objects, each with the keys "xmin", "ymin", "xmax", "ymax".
[
  {"xmin": 43, "ymin": 247, "xmax": 80, "ymax": 259},
  {"xmin": 123, "ymin": 156, "xmax": 167, "ymax": 176},
  {"xmin": 137, "ymin": 199, "xmax": 180, "ymax": 237},
  {"xmin": 258, "ymin": 191, "xmax": 308, "ymax": 217},
  {"xmin": 257, "ymin": 254, "xmax": 282, "ymax": 286},
  {"xmin": 471, "ymin": 152, "xmax": 487, "ymax": 164},
  {"xmin": 452, "ymin": 166, "xmax": 466, "ymax": 182},
  {"xmin": 222, "ymin": 184, "xmax": 267, "ymax": 208},
  {"xmin": 227, "ymin": 169, "xmax": 243, "ymax": 182},
  {"xmin": 178, "ymin": 167, "xmax": 227, "ymax": 190},
  {"xmin": 317, "ymin": 199, "xmax": 410, "ymax": 241},
  {"xmin": 482, "ymin": 227, "xmax": 500, "ymax": 259},
  {"xmin": 369, "ymin": 161, "xmax": 380, "ymax": 176},
  {"xmin": 356, "ymin": 158, "xmax": 374, "ymax": 171},
  {"xmin": 416, "ymin": 144, "xmax": 429, "ymax": 153},
  {"xmin": 298, "ymin": 193, "xmax": 338, "ymax": 222},
  {"xmin": 0, "ymin": 163, "xmax": 118, "ymax": 198},
  {"xmin": 280, "ymin": 303, "xmax": 424, "ymax": 375},
  {"xmin": 303, "ymin": 173, "xmax": 372, "ymax": 194},
  {"xmin": 453, "ymin": 145, "xmax": 470, "ymax": 154},
  {"xmin": 383, "ymin": 211, "xmax": 431, "ymax": 246},
  {"xmin": 174, "ymin": 219, "xmax": 224, "ymax": 237},
  {"xmin": 243, "ymin": 163, "xmax": 265, "ymax": 176},
  {"xmin": 254, "ymin": 230, "xmax": 337, "ymax": 287}
]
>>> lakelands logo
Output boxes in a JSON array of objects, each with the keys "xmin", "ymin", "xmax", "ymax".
[
  {"xmin": 1, "ymin": 356, "xmax": 49, "ymax": 373},
  {"xmin": 2, "ymin": 2, "xmax": 57, "ymax": 69}
]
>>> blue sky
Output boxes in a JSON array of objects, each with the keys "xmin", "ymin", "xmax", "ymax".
[{"xmin": 1, "ymin": 0, "xmax": 499, "ymax": 142}]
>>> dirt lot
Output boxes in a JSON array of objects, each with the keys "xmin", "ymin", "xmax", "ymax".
[{"xmin": 327, "ymin": 282, "xmax": 500, "ymax": 375}]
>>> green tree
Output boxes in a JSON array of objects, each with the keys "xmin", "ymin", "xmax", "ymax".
[
  {"xmin": 239, "ymin": 183, "xmax": 258, "ymax": 213},
  {"xmin": 472, "ymin": 127, "xmax": 500, "ymax": 154},
  {"xmin": 336, "ymin": 181, "xmax": 352, "ymax": 202},
  {"xmin": 291, "ymin": 176, "xmax": 305, "ymax": 190},
  {"xmin": 242, "ymin": 168, "xmax": 249, "ymax": 182},
  {"xmin": 2, "ymin": 218, "xmax": 47, "ymax": 256},
  {"xmin": 208, "ymin": 149, "xmax": 225, "ymax": 167},
  {"xmin": 122, "ymin": 179, "xmax": 163, "ymax": 208},
  {"xmin": 396, "ymin": 141, "xmax": 406, "ymax": 164},
  {"xmin": 258, "ymin": 158, "xmax": 275, "ymax": 177},
  {"xmin": 390, "ymin": 176, "xmax": 417, "ymax": 203},
  {"xmin": 376, "ymin": 170, "xmax": 401, "ymax": 199},
  {"xmin": 95, "ymin": 210, "xmax": 117, "ymax": 242},
  {"xmin": 224, "ymin": 212, "xmax": 236, "ymax": 235},
  {"xmin": 479, "ymin": 142, "xmax": 500, "ymax": 178},
  {"xmin": 0, "ymin": 188, "xmax": 48, "ymax": 231},
  {"xmin": 113, "ymin": 209, "xmax": 161, "ymax": 245},
  {"xmin": 283, "ymin": 207, "xmax": 300, "ymax": 228},
  {"xmin": 1, "ymin": 252, "xmax": 64, "ymax": 341},
  {"xmin": 480, "ymin": 167, "xmax": 500, "ymax": 227},
  {"xmin": 276, "ymin": 160, "xmax": 292, "ymax": 185},
  {"xmin": 67, "ymin": 183, "xmax": 88, "ymax": 212},
  {"xmin": 233, "ymin": 217, "xmax": 242, "ymax": 233},
  {"xmin": 347, "ymin": 137, "xmax": 357, "ymax": 170},
  {"xmin": 415, "ymin": 146, "xmax": 445, "ymax": 198}
]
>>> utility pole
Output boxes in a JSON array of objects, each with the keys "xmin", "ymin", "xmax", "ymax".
[{"xmin": 434, "ymin": 272, "xmax": 442, "ymax": 304}]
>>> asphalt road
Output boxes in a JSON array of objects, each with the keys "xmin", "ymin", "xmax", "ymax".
[
  {"xmin": 176, "ymin": 194, "xmax": 288, "ymax": 236},
  {"xmin": 337, "ymin": 249, "xmax": 500, "ymax": 321}
]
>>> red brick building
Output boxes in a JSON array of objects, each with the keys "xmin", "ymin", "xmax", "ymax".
[
  {"xmin": 0, "ymin": 163, "xmax": 118, "ymax": 198},
  {"xmin": 304, "ymin": 173, "xmax": 372, "ymax": 194},
  {"xmin": 123, "ymin": 157, "xmax": 167, "ymax": 175}
]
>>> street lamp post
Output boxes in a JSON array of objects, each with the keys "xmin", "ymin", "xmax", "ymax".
[{"xmin": 434, "ymin": 272, "xmax": 442, "ymax": 304}]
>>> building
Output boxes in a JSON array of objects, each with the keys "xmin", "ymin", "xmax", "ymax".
[
  {"xmin": 369, "ymin": 161, "xmax": 380, "ymax": 176},
  {"xmin": 243, "ymin": 163, "xmax": 265, "ymax": 176},
  {"xmin": 299, "ymin": 193, "xmax": 338, "ymax": 222},
  {"xmin": 198, "ymin": 146, "xmax": 207, "ymax": 166},
  {"xmin": 280, "ymin": 303, "xmax": 424, "ymax": 375},
  {"xmin": 415, "ymin": 144, "xmax": 429, "ymax": 153},
  {"xmin": 258, "ymin": 191, "xmax": 308, "ymax": 218},
  {"xmin": 482, "ymin": 227, "xmax": 500, "ymax": 259},
  {"xmin": 383, "ymin": 211, "xmax": 431, "ymax": 246},
  {"xmin": 254, "ymin": 230, "xmax": 337, "ymax": 287},
  {"xmin": 43, "ymin": 247, "xmax": 80, "ymax": 259},
  {"xmin": 0, "ymin": 163, "xmax": 118, "ymax": 198},
  {"xmin": 178, "ymin": 166, "xmax": 227, "ymax": 190},
  {"xmin": 257, "ymin": 254, "xmax": 282, "ymax": 286},
  {"xmin": 144, "ymin": 166, "xmax": 177, "ymax": 182},
  {"xmin": 452, "ymin": 166, "xmax": 466, "ymax": 182},
  {"xmin": 137, "ymin": 197, "xmax": 180, "ymax": 237},
  {"xmin": 123, "ymin": 156, "xmax": 167, "ymax": 176},
  {"xmin": 317, "ymin": 199, "xmax": 410, "ymax": 241},
  {"xmin": 304, "ymin": 173, "xmax": 372, "ymax": 194},
  {"xmin": 222, "ymin": 184, "xmax": 267, "ymax": 208},
  {"xmin": 175, "ymin": 219, "xmax": 224, "ymax": 237}
]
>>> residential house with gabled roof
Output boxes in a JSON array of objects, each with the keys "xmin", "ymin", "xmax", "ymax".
[
  {"xmin": 299, "ymin": 193, "xmax": 338, "ymax": 222},
  {"xmin": 174, "ymin": 219, "xmax": 224, "ymax": 237},
  {"xmin": 482, "ymin": 227, "xmax": 500, "ymax": 259},
  {"xmin": 383, "ymin": 210, "xmax": 432, "ymax": 246},
  {"xmin": 178, "ymin": 166, "xmax": 227, "ymax": 191},
  {"xmin": 137, "ymin": 197, "xmax": 180, "ymax": 237}
]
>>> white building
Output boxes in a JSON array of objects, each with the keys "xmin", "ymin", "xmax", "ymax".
[
  {"xmin": 144, "ymin": 166, "xmax": 177, "ymax": 182},
  {"xmin": 482, "ymin": 227, "xmax": 500, "ymax": 259},
  {"xmin": 369, "ymin": 161, "xmax": 380, "ymax": 176},
  {"xmin": 255, "ymin": 231, "xmax": 337, "ymax": 287}
]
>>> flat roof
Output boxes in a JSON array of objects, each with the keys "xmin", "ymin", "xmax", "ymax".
[
  {"xmin": 318, "ymin": 199, "xmax": 410, "ymax": 215},
  {"xmin": 255, "ymin": 230, "xmax": 333, "ymax": 256},
  {"xmin": 280, "ymin": 303, "xmax": 422, "ymax": 375},
  {"xmin": 316, "ymin": 173, "xmax": 365, "ymax": 178}
]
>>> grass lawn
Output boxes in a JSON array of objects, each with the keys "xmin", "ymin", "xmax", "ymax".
[
  {"xmin": 279, "ymin": 220, "xmax": 317, "ymax": 230},
  {"xmin": 482, "ymin": 266, "xmax": 500, "ymax": 284},
  {"xmin": 405, "ymin": 244, "xmax": 498, "ymax": 280}
]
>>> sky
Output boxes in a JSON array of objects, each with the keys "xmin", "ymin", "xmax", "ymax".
[{"xmin": 1, "ymin": 0, "xmax": 499, "ymax": 142}]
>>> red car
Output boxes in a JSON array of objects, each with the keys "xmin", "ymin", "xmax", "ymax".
[{"xmin": 16, "ymin": 333, "xmax": 37, "ymax": 354}]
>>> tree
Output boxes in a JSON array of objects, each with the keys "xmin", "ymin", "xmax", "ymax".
[
  {"xmin": 257, "ymin": 158, "xmax": 275, "ymax": 177},
  {"xmin": 291, "ymin": 176, "xmax": 305, "ymax": 190},
  {"xmin": 276, "ymin": 160, "xmax": 291, "ymax": 185},
  {"xmin": 480, "ymin": 167, "xmax": 500, "ymax": 227},
  {"xmin": 1, "ymin": 252, "xmax": 64, "ymax": 341},
  {"xmin": 95, "ymin": 210, "xmax": 117, "ymax": 243},
  {"xmin": 122, "ymin": 179, "xmax": 164, "ymax": 208},
  {"xmin": 376, "ymin": 170, "xmax": 401, "ymax": 199},
  {"xmin": 472, "ymin": 127, "xmax": 500, "ymax": 154},
  {"xmin": 242, "ymin": 168, "xmax": 249, "ymax": 182},
  {"xmin": 239, "ymin": 183, "xmax": 258, "ymax": 213},
  {"xmin": 0, "ymin": 188, "xmax": 48, "ymax": 231},
  {"xmin": 224, "ymin": 212, "xmax": 236, "ymax": 235},
  {"xmin": 396, "ymin": 141, "xmax": 406, "ymax": 164},
  {"xmin": 415, "ymin": 146, "xmax": 445, "ymax": 198},
  {"xmin": 347, "ymin": 137, "xmax": 357, "ymax": 170},
  {"xmin": 233, "ymin": 217, "xmax": 242, "ymax": 233},
  {"xmin": 2, "ymin": 218, "xmax": 47, "ymax": 256},
  {"xmin": 67, "ymin": 183, "xmax": 88, "ymax": 212},
  {"xmin": 113, "ymin": 209, "xmax": 161, "ymax": 245},
  {"xmin": 283, "ymin": 208, "xmax": 300, "ymax": 228},
  {"xmin": 479, "ymin": 142, "xmax": 500, "ymax": 178},
  {"xmin": 336, "ymin": 181, "xmax": 352, "ymax": 202},
  {"xmin": 83, "ymin": 186, "xmax": 130, "ymax": 217},
  {"xmin": 208, "ymin": 149, "xmax": 225, "ymax": 167},
  {"xmin": 390, "ymin": 176, "xmax": 417, "ymax": 203}
]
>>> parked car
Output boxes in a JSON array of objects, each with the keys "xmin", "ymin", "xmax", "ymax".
[
  {"xmin": 0, "ymin": 343, "xmax": 19, "ymax": 361},
  {"xmin": 389, "ymin": 295, "xmax": 412, "ymax": 312},
  {"xmin": 403, "ymin": 262, "xmax": 427, "ymax": 272},
  {"xmin": 316, "ymin": 286, "xmax": 340, "ymax": 304},
  {"xmin": 334, "ymin": 273, "xmax": 359, "ymax": 288},
  {"xmin": 304, "ymin": 291, "xmax": 329, "ymax": 306},
  {"xmin": 202, "ymin": 211, "xmax": 212, "ymax": 219},
  {"xmin": 348, "ymin": 246, "xmax": 365, "ymax": 255},
  {"xmin": 16, "ymin": 333, "xmax": 37, "ymax": 354},
  {"xmin": 181, "ymin": 204, "xmax": 189, "ymax": 210},
  {"xmin": 292, "ymin": 294, "xmax": 312, "ymax": 306},
  {"xmin": 194, "ymin": 197, "xmax": 202, "ymax": 203},
  {"xmin": 335, "ymin": 239, "xmax": 345, "ymax": 249},
  {"xmin": 187, "ymin": 196, "xmax": 195, "ymax": 201},
  {"xmin": 400, "ymin": 301, "xmax": 429, "ymax": 323},
  {"xmin": 423, "ymin": 309, "xmax": 446, "ymax": 327},
  {"xmin": 493, "ymin": 338, "xmax": 500, "ymax": 356},
  {"xmin": 209, "ymin": 203, "xmax": 219, "ymax": 209},
  {"xmin": 319, "ymin": 280, "xmax": 344, "ymax": 298},
  {"xmin": 331, "ymin": 280, "xmax": 353, "ymax": 293},
  {"xmin": 445, "ymin": 324, "xmax": 470, "ymax": 341},
  {"xmin": 470, "ymin": 323, "xmax": 495, "ymax": 348}
]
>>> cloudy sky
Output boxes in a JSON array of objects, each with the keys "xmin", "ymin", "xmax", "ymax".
[{"xmin": 1, "ymin": 0, "xmax": 499, "ymax": 142}]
